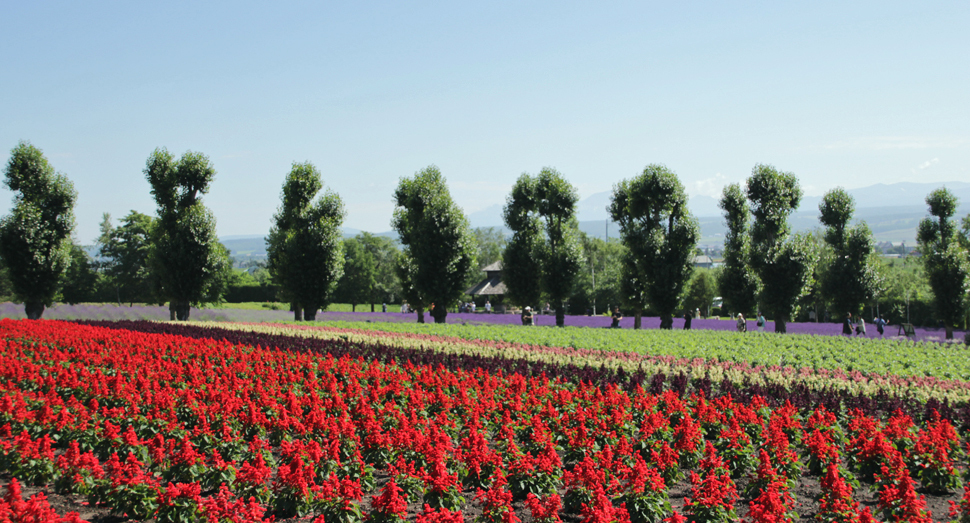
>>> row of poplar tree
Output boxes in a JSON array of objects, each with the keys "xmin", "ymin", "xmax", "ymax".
[{"xmin": 2, "ymin": 140, "xmax": 969, "ymax": 336}]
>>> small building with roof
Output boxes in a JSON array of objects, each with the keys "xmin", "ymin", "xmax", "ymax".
[
  {"xmin": 466, "ymin": 261, "xmax": 507, "ymax": 312},
  {"xmin": 692, "ymin": 255, "xmax": 714, "ymax": 268}
]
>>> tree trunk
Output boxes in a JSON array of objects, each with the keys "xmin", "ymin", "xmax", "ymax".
[
  {"xmin": 417, "ymin": 308, "xmax": 425, "ymax": 323},
  {"xmin": 371, "ymin": 303, "xmax": 375, "ymax": 312},
  {"xmin": 304, "ymin": 306, "xmax": 317, "ymax": 322},
  {"xmin": 352, "ymin": 303, "xmax": 356, "ymax": 312},
  {"xmin": 774, "ymin": 314, "xmax": 787, "ymax": 333},
  {"xmin": 293, "ymin": 302, "xmax": 303, "ymax": 322},
  {"xmin": 659, "ymin": 314, "xmax": 673, "ymax": 329},
  {"xmin": 555, "ymin": 305, "xmax": 565, "ymax": 327},
  {"xmin": 946, "ymin": 324, "xmax": 954, "ymax": 340},
  {"xmin": 432, "ymin": 306, "xmax": 448, "ymax": 324},
  {"xmin": 634, "ymin": 310, "xmax": 642, "ymax": 330},
  {"xmin": 175, "ymin": 300, "xmax": 191, "ymax": 321},
  {"xmin": 24, "ymin": 301, "xmax": 44, "ymax": 319},
  {"xmin": 169, "ymin": 301, "xmax": 176, "ymax": 321}
]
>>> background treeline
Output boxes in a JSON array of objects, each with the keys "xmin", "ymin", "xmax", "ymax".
[{"xmin": 2, "ymin": 142, "xmax": 969, "ymax": 334}]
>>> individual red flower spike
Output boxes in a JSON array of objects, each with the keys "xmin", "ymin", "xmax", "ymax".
[
  {"xmin": 121, "ymin": 425, "xmax": 141, "ymax": 446},
  {"xmin": 579, "ymin": 486, "xmax": 631, "ymax": 523},
  {"xmin": 673, "ymin": 414, "xmax": 702, "ymax": 455},
  {"xmin": 3, "ymin": 478, "xmax": 27, "ymax": 515},
  {"xmin": 371, "ymin": 479, "xmax": 408, "ymax": 519},
  {"xmin": 525, "ymin": 493, "xmax": 563, "ymax": 523},
  {"xmin": 22, "ymin": 492, "xmax": 65, "ymax": 523},
  {"xmin": 274, "ymin": 456, "xmax": 314, "ymax": 496},
  {"xmin": 805, "ymin": 405, "xmax": 838, "ymax": 431},
  {"xmin": 817, "ymin": 461, "xmax": 863, "ymax": 522},
  {"xmin": 236, "ymin": 452, "xmax": 272, "ymax": 486},
  {"xmin": 649, "ymin": 442, "xmax": 679, "ymax": 474},
  {"xmin": 947, "ymin": 484, "xmax": 970, "ymax": 520},
  {"xmin": 199, "ymin": 484, "xmax": 266, "ymax": 523},
  {"xmin": 805, "ymin": 429, "xmax": 840, "ymax": 465},
  {"xmin": 475, "ymin": 472, "xmax": 519, "ymax": 523},
  {"xmin": 625, "ymin": 453, "xmax": 665, "ymax": 495},
  {"xmin": 875, "ymin": 451, "xmax": 933, "ymax": 523},
  {"xmin": 171, "ymin": 435, "xmax": 203, "ymax": 466},
  {"xmin": 882, "ymin": 410, "xmax": 916, "ymax": 443},
  {"xmin": 662, "ymin": 511, "xmax": 687, "ymax": 523},
  {"xmin": 161, "ymin": 482, "xmax": 202, "ymax": 505},
  {"xmin": 747, "ymin": 479, "xmax": 794, "ymax": 523},
  {"xmin": 699, "ymin": 441, "xmax": 726, "ymax": 472},
  {"xmin": 683, "ymin": 468, "xmax": 739, "ymax": 523},
  {"xmin": 416, "ymin": 504, "xmax": 464, "ymax": 523},
  {"xmin": 424, "ymin": 455, "xmax": 460, "ymax": 495}
]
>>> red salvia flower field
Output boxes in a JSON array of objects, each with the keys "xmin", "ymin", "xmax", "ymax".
[{"xmin": 2, "ymin": 318, "xmax": 970, "ymax": 522}]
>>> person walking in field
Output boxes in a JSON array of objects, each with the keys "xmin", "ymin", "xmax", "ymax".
[
  {"xmin": 843, "ymin": 313, "xmax": 853, "ymax": 335},
  {"xmin": 757, "ymin": 312, "xmax": 765, "ymax": 332},
  {"xmin": 736, "ymin": 313, "xmax": 746, "ymax": 332},
  {"xmin": 683, "ymin": 310, "xmax": 692, "ymax": 330},
  {"xmin": 855, "ymin": 315, "xmax": 866, "ymax": 336},
  {"xmin": 873, "ymin": 315, "xmax": 886, "ymax": 336}
]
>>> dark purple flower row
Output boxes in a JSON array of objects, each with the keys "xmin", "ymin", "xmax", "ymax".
[{"xmin": 75, "ymin": 319, "xmax": 970, "ymax": 430}]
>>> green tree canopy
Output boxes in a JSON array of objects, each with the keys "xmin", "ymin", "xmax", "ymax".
[
  {"xmin": 818, "ymin": 188, "xmax": 883, "ymax": 318},
  {"xmin": 717, "ymin": 183, "xmax": 758, "ymax": 317},
  {"xmin": 335, "ymin": 237, "xmax": 376, "ymax": 312},
  {"xmin": 503, "ymin": 168, "xmax": 584, "ymax": 326},
  {"xmin": 0, "ymin": 256, "xmax": 13, "ymax": 301},
  {"xmin": 145, "ymin": 148, "xmax": 231, "ymax": 321},
  {"xmin": 392, "ymin": 165, "xmax": 476, "ymax": 324},
  {"xmin": 568, "ymin": 234, "xmax": 625, "ymax": 316},
  {"xmin": 501, "ymin": 176, "xmax": 543, "ymax": 312},
  {"xmin": 59, "ymin": 244, "xmax": 101, "ymax": 304},
  {"xmin": 916, "ymin": 187, "xmax": 970, "ymax": 339},
  {"xmin": 356, "ymin": 232, "xmax": 401, "ymax": 308},
  {"xmin": 266, "ymin": 162, "xmax": 345, "ymax": 321},
  {"xmin": 746, "ymin": 164, "xmax": 818, "ymax": 333},
  {"xmin": 683, "ymin": 269, "xmax": 718, "ymax": 317},
  {"xmin": 609, "ymin": 164, "xmax": 699, "ymax": 329},
  {"xmin": 98, "ymin": 211, "xmax": 156, "ymax": 306},
  {"xmin": 0, "ymin": 141, "xmax": 77, "ymax": 319}
]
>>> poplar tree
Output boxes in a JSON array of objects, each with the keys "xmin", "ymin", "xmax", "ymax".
[
  {"xmin": 503, "ymin": 168, "xmax": 584, "ymax": 327},
  {"xmin": 609, "ymin": 164, "xmax": 699, "ymax": 329},
  {"xmin": 718, "ymin": 183, "xmax": 758, "ymax": 317},
  {"xmin": 145, "ymin": 148, "xmax": 231, "ymax": 321},
  {"xmin": 818, "ymin": 188, "xmax": 882, "ymax": 318},
  {"xmin": 0, "ymin": 141, "xmax": 77, "ymax": 319},
  {"xmin": 917, "ymin": 188, "xmax": 970, "ymax": 339},
  {"xmin": 392, "ymin": 165, "xmax": 476, "ymax": 324},
  {"xmin": 746, "ymin": 164, "xmax": 818, "ymax": 333},
  {"xmin": 266, "ymin": 162, "xmax": 345, "ymax": 321}
]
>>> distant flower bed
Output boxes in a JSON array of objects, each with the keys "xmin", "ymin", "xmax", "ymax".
[{"xmin": 2, "ymin": 302, "xmax": 964, "ymax": 343}]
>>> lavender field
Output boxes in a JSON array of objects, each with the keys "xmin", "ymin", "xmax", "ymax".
[{"xmin": 2, "ymin": 301, "xmax": 964, "ymax": 342}]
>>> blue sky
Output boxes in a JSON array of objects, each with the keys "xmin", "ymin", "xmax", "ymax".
[{"xmin": 1, "ymin": 1, "xmax": 968, "ymax": 242}]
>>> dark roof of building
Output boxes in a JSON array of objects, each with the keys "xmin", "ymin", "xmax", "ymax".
[{"xmin": 466, "ymin": 276, "xmax": 506, "ymax": 296}]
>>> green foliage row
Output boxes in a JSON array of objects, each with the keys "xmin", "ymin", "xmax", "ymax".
[{"xmin": 298, "ymin": 319, "xmax": 970, "ymax": 381}]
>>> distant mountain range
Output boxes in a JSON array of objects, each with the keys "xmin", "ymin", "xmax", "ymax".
[
  {"xmin": 221, "ymin": 181, "xmax": 970, "ymax": 257},
  {"xmin": 465, "ymin": 181, "xmax": 970, "ymax": 245}
]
